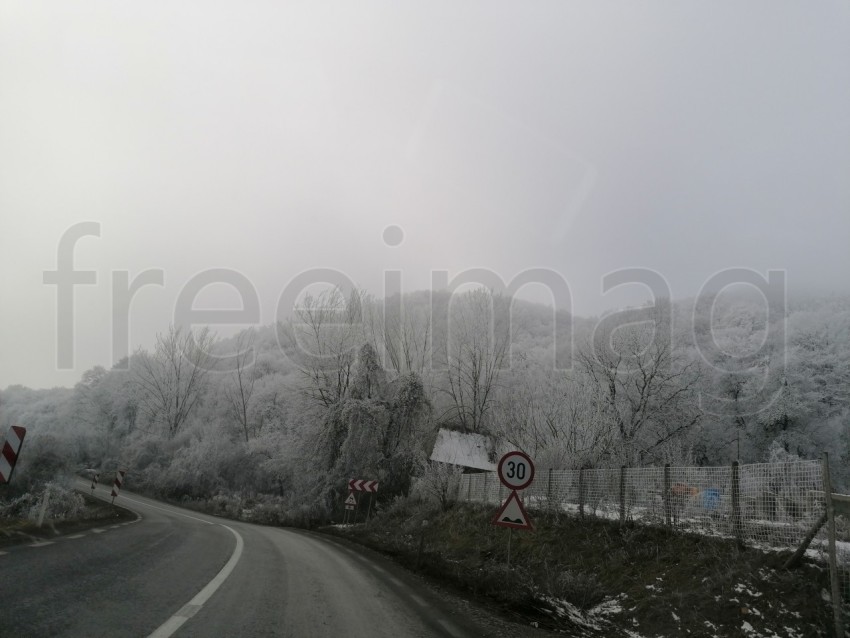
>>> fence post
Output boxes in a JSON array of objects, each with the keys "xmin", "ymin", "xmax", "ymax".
[
  {"xmin": 823, "ymin": 452, "xmax": 845, "ymax": 638},
  {"xmin": 619, "ymin": 466, "xmax": 627, "ymax": 525},
  {"xmin": 547, "ymin": 468, "xmax": 553, "ymax": 510},
  {"xmin": 578, "ymin": 468, "xmax": 585, "ymax": 518},
  {"xmin": 663, "ymin": 463, "xmax": 672, "ymax": 527},
  {"xmin": 731, "ymin": 461, "xmax": 744, "ymax": 550},
  {"xmin": 483, "ymin": 471, "xmax": 489, "ymax": 504},
  {"xmin": 466, "ymin": 474, "xmax": 472, "ymax": 502}
]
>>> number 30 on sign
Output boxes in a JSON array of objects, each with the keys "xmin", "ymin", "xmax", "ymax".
[{"xmin": 497, "ymin": 451, "xmax": 535, "ymax": 490}]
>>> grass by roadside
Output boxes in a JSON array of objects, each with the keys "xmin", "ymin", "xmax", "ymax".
[
  {"xmin": 0, "ymin": 489, "xmax": 135, "ymax": 549},
  {"xmin": 95, "ymin": 484, "xmax": 843, "ymax": 636},
  {"xmin": 321, "ymin": 498, "xmax": 839, "ymax": 638}
]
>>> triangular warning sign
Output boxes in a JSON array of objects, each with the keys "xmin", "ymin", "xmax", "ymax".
[
  {"xmin": 344, "ymin": 491, "xmax": 358, "ymax": 506},
  {"xmin": 492, "ymin": 490, "xmax": 533, "ymax": 530}
]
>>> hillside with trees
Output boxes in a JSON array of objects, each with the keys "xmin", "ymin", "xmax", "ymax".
[{"xmin": 2, "ymin": 289, "xmax": 849, "ymax": 519}]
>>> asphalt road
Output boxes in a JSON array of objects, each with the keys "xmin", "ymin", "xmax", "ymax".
[{"xmin": 0, "ymin": 483, "xmax": 494, "ymax": 638}]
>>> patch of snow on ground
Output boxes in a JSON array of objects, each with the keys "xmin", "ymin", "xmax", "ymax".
[
  {"xmin": 589, "ymin": 595, "xmax": 624, "ymax": 617},
  {"xmin": 537, "ymin": 594, "xmax": 625, "ymax": 631},
  {"xmin": 733, "ymin": 582, "xmax": 763, "ymax": 597}
]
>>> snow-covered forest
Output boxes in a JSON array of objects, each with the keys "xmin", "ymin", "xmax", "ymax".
[{"xmin": 3, "ymin": 289, "xmax": 849, "ymax": 518}]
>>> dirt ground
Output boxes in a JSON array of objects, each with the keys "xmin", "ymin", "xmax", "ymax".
[{"xmin": 322, "ymin": 499, "xmax": 842, "ymax": 638}]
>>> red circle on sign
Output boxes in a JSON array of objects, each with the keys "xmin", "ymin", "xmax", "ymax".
[{"xmin": 497, "ymin": 451, "xmax": 535, "ymax": 490}]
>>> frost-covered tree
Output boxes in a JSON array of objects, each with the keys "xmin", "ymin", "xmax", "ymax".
[
  {"xmin": 362, "ymin": 291, "xmax": 432, "ymax": 375},
  {"xmin": 436, "ymin": 289, "xmax": 512, "ymax": 433},
  {"xmin": 221, "ymin": 331, "xmax": 258, "ymax": 442},
  {"xmin": 134, "ymin": 325, "xmax": 217, "ymax": 438},
  {"xmin": 578, "ymin": 304, "xmax": 702, "ymax": 464},
  {"xmin": 491, "ymin": 356, "xmax": 618, "ymax": 468},
  {"xmin": 287, "ymin": 288, "xmax": 363, "ymax": 408}
]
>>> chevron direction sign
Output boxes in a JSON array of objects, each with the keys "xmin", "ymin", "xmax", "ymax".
[{"xmin": 348, "ymin": 479, "xmax": 379, "ymax": 493}]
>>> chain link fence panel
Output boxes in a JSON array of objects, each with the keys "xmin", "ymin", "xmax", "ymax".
[
  {"xmin": 457, "ymin": 460, "xmax": 826, "ymax": 549},
  {"xmin": 456, "ymin": 458, "xmax": 850, "ymax": 627}
]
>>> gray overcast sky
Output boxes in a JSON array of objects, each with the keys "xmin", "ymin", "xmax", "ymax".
[{"xmin": 2, "ymin": 1, "xmax": 849, "ymax": 389}]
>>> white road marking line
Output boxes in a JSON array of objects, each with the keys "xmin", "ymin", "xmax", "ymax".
[
  {"xmin": 91, "ymin": 528, "xmax": 105, "ymax": 534},
  {"xmin": 373, "ymin": 565, "xmax": 387, "ymax": 575},
  {"xmin": 389, "ymin": 577, "xmax": 403, "ymax": 587},
  {"xmin": 68, "ymin": 534, "xmax": 85, "ymax": 539},
  {"xmin": 0, "ymin": 551, "xmax": 7, "ymax": 555},
  {"xmin": 147, "ymin": 524, "xmax": 244, "ymax": 638},
  {"xmin": 110, "ymin": 525, "xmax": 121, "ymax": 529},
  {"xmin": 29, "ymin": 541, "xmax": 55, "ymax": 547},
  {"xmin": 410, "ymin": 594, "xmax": 427, "ymax": 607},
  {"xmin": 437, "ymin": 619, "xmax": 464, "ymax": 638}
]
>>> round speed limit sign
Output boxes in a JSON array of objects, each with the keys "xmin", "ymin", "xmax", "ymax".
[{"xmin": 497, "ymin": 451, "xmax": 535, "ymax": 491}]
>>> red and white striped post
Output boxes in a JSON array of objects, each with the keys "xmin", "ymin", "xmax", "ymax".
[
  {"xmin": 110, "ymin": 469, "xmax": 126, "ymax": 504},
  {"xmin": 0, "ymin": 425, "xmax": 27, "ymax": 484}
]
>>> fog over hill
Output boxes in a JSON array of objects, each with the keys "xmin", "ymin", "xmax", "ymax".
[{"xmin": 2, "ymin": 288, "xmax": 848, "ymax": 510}]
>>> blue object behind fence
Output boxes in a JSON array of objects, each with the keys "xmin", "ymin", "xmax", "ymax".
[{"xmin": 703, "ymin": 488, "xmax": 720, "ymax": 510}]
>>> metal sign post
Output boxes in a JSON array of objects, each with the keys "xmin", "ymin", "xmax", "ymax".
[{"xmin": 492, "ymin": 452, "xmax": 536, "ymax": 570}]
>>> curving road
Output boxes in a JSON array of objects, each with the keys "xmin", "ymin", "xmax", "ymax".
[{"xmin": 0, "ymin": 483, "xmax": 495, "ymax": 638}]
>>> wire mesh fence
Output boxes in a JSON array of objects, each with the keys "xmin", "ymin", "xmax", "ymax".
[
  {"xmin": 458, "ymin": 460, "xmax": 824, "ymax": 547},
  {"xmin": 456, "ymin": 458, "xmax": 849, "ymax": 616}
]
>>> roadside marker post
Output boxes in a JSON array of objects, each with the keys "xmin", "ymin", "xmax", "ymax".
[
  {"xmin": 110, "ymin": 469, "xmax": 127, "ymax": 504},
  {"xmin": 0, "ymin": 425, "xmax": 27, "ymax": 485},
  {"xmin": 91, "ymin": 472, "xmax": 99, "ymax": 493},
  {"xmin": 36, "ymin": 485, "xmax": 51, "ymax": 528}
]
